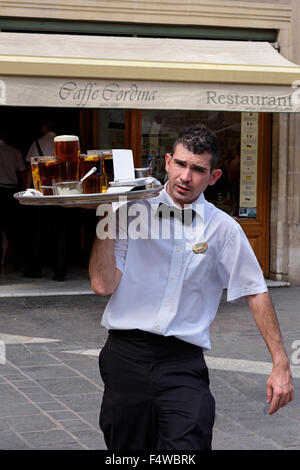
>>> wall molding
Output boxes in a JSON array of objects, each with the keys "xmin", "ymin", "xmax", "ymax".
[{"xmin": 0, "ymin": 1, "xmax": 292, "ymax": 29}]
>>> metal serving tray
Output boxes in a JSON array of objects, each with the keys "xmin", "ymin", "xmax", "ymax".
[{"xmin": 14, "ymin": 185, "xmax": 163, "ymax": 206}]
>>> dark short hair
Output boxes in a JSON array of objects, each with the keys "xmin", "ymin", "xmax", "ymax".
[
  {"xmin": 172, "ymin": 125, "xmax": 219, "ymax": 171},
  {"xmin": 41, "ymin": 118, "xmax": 57, "ymax": 132}
]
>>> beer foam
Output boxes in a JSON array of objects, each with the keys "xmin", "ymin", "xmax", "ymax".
[{"xmin": 54, "ymin": 135, "xmax": 79, "ymax": 142}]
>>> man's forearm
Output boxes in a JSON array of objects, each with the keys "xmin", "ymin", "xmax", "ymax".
[
  {"xmin": 247, "ymin": 291, "xmax": 294, "ymax": 414},
  {"xmin": 246, "ymin": 292, "xmax": 288, "ymax": 365},
  {"xmin": 89, "ymin": 236, "xmax": 121, "ymax": 296}
]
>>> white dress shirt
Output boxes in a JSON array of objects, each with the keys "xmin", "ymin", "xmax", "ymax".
[
  {"xmin": 101, "ymin": 185, "xmax": 268, "ymax": 349},
  {"xmin": 25, "ymin": 132, "xmax": 56, "ymax": 161}
]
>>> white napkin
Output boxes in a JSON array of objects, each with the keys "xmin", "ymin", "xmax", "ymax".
[
  {"xmin": 108, "ymin": 177, "xmax": 161, "ymax": 188},
  {"xmin": 112, "ymin": 149, "xmax": 135, "ymax": 181},
  {"xmin": 107, "ymin": 177, "xmax": 161, "ymax": 212},
  {"xmin": 106, "ymin": 186, "xmax": 135, "ymax": 194},
  {"xmin": 109, "ymin": 177, "xmax": 150, "ymax": 187},
  {"xmin": 106, "ymin": 186, "xmax": 134, "ymax": 212},
  {"xmin": 23, "ymin": 188, "xmax": 44, "ymax": 197}
]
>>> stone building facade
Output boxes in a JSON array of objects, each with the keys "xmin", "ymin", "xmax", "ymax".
[{"xmin": 0, "ymin": 0, "xmax": 300, "ymax": 284}]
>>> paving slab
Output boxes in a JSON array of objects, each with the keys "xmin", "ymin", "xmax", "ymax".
[
  {"xmin": 0, "ymin": 419, "xmax": 9, "ymax": 431},
  {"xmin": 18, "ymin": 429, "xmax": 80, "ymax": 448},
  {"xmin": 4, "ymin": 414, "xmax": 57, "ymax": 433},
  {"xmin": 33, "ymin": 377, "xmax": 101, "ymax": 396},
  {"xmin": 20, "ymin": 364, "xmax": 80, "ymax": 380},
  {"xmin": 0, "ymin": 431, "xmax": 31, "ymax": 450},
  {"xmin": 57, "ymin": 393, "xmax": 102, "ymax": 413},
  {"xmin": 37, "ymin": 402, "xmax": 68, "ymax": 412},
  {"xmin": 0, "ymin": 402, "xmax": 41, "ymax": 418}
]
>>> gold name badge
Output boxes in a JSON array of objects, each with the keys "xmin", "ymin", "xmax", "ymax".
[{"xmin": 192, "ymin": 242, "xmax": 208, "ymax": 254}]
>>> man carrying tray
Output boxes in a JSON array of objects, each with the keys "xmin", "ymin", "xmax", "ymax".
[{"xmin": 89, "ymin": 125, "xmax": 294, "ymax": 450}]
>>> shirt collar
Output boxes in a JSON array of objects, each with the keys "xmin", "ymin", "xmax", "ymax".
[{"xmin": 151, "ymin": 182, "xmax": 205, "ymax": 220}]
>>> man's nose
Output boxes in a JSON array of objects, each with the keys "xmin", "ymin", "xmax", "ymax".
[{"xmin": 180, "ymin": 167, "xmax": 192, "ymax": 182}]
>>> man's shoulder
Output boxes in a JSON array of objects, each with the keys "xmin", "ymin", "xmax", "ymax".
[
  {"xmin": 205, "ymin": 199, "xmax": 239, "ymax": 228},
  {"xmin": 0, "ymin": 141, "xmax": 21, "ymax": 157},
  {"xmin": 39, "ymin": 132, "xmax": 56, "ymax": 142}
]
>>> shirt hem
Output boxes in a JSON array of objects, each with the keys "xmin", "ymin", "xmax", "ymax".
[{"xmin": 227, "ymin": 285, "xmax": 268, "ymax": 302}]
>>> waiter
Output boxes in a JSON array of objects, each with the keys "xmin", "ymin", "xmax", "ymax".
[
  {"xmin": 25, "ymin": 119, "xmax": 56, "ymax": 167},
  {"xmin": 89, "ymin": 125, "xmax": 294, "ymax": 450},
  {"xmin": 0, "ymin": 125, "xmax": 25, "ymax": 270}
]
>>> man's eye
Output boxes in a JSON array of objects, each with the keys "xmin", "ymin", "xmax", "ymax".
[{"xmin": 194, "ymin": 167, "xmax": 205, "ymax": 173}]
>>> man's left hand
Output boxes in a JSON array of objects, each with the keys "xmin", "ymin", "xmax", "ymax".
[{"xmin": 266, "ymin": 362, "xmax": 294, "ymax": 415}]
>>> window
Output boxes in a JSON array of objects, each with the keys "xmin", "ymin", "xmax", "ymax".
[{"xmin": 141, "ymin": 110, "xmax": 241, "ymax": 216}]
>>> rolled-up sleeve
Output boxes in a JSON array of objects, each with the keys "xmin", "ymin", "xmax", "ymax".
[{"xmin": 217, "ymin": 224, "xmax": 268, "ymax": 302}]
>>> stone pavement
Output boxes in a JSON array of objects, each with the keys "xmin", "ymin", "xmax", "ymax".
[
  {"xmin": 0, "ymin": 266, "xmax": 94, "ymax": 298},
  {"xmin": 0, "ymin": 287, "xmax": 299, "ymax": 450}
]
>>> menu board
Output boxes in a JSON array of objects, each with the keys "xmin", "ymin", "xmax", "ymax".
[{"xmin": 239, "ymin": 112, "xmax": 258, "ymax": 218}]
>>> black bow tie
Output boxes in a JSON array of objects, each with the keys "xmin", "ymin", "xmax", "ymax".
[{"xmin": 157, "ymin": 203, "xmax": 196, "ymax": 225}]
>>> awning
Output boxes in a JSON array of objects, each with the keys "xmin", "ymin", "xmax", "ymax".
[{"xmin": 1, "ymin": 32, "xmax": 300, "ymax": 112}]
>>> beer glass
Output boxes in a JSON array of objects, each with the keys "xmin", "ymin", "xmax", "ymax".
[
  {"xmin": 54, "ymin": 135, "xmax": 80, "ymax": 181},
  {"xmin": 38, "ymin": 156, "xmax": 60, "ymax": 195},
  {"xmin": 30, "ymin": 157, "xmax": 41, "ymax": 192},
  {"xmin": 101, "ymin": 151, "xmax": 114, "ymax": 193},
  {"xmin": 80, "ymin": 153, "xmax": 102, "ymax": 194}
]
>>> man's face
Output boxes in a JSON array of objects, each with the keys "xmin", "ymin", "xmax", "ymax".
[{"xmin": 165, "ymin": 143, "xmax": 222, "ymax": 207}]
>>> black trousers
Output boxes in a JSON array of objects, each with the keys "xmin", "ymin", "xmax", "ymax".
[
  {"xmin": 99, "ymin": 329, "xmax": 215, "ymax": 451},
  {"xmin": 0, "ymin": 187, "xmax": 19, "ymax": 267}
]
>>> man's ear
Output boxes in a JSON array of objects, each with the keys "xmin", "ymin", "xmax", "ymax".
[
  {"xmin": 165, "ymin": 153, "xmax": 172, "ymax": 173},
  {"xmin": 208, "ymin": 168, "xmax": 222, "ymax": 186}
]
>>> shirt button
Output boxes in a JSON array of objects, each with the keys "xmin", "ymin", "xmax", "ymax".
[
  {"xmin": 171, "ymin": 275, "xmax": 176, "ymax": 280},
  {"xmin": 165, "ymin": 302, "xmax": 169, "ymax": 307},
  {"xmin": 154, "ymin": 325, "xmax": 161, "ymax": 331},
  {"xmin": 177, "ymin": 248, "xmax": 181, "ymax": 253}
]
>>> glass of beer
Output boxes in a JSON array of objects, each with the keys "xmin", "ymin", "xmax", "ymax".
[
  {"xmin": 38, "ymin": 156, "xmax": 60, "ymax": 195},
  {"xmin": 80, "ymin": 153, "xmax": 102, "ymax": 194},
  {"xmin": 101, "ymin": 151, "xmax": 114, "ymax": 193},
  {"xmin": 30, "ymin": 157, "xmax": 41, "ymax": 192},
  {"xmin": 54, "ymin": 135, "xmax": 80, "ymax": 181}
]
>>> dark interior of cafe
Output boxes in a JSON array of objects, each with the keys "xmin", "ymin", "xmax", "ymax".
[{"xmin": 0, "ymin": 106, "xmax": 242, "ymax": 280}]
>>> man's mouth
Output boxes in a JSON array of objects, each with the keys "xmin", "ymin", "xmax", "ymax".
[{"xmin": 176, "ymin": 184, "xmax": 191, "ymax": 194}]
